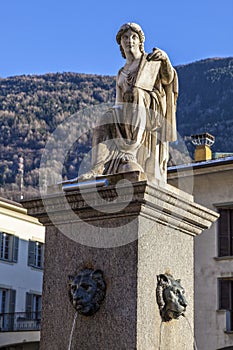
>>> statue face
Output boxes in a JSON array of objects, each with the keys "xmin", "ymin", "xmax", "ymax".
[{"xmin": 120, "ymin": 29, "xmax": 140, "ymax": 56}]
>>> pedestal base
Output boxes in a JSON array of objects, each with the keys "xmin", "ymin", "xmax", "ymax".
[{"xmin": 22, "ymin": 172, "xmax": 218, "ymax": 350}]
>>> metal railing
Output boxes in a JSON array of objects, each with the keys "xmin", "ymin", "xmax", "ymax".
[
  {"xmin": 0, "ymin": 312, "xmax": 41, "ymax": 332},
  {"xmin": 226, "ymin": 309, "xmax": 233, "ymax": 332}
]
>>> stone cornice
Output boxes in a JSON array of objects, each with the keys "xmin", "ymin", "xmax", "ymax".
[{"xmin": 22, "ymin": 172, "xmax": 219, "ymax": 236}]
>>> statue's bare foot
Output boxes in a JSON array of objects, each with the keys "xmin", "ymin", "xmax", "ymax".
[
  {"xmin": 77, "ymin": 164, "xmax": 105, "ymax": 182},
  {"xmin": 77, "ymin": 171, "xmax": 97, "ymax": 181},
  {"xmin": 118, "ymin": 161, "xmax": 144, "ymax": 173},
  {"xmin": 117, "ymin": 154, "xmax": 144, "ymax": 174}
]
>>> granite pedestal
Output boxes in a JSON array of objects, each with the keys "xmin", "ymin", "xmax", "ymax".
[{"xmin": 22, "ymin": 172, "xmax": 218, "ymax": 350}]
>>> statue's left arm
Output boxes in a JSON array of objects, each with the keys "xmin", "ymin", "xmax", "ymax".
[{"xmin": 147, "ymin": 47, "xmax": 178, "ymax": 143}]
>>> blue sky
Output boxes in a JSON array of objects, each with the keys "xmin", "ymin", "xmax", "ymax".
[{"xmin": 0, "ymin": 0, "xmax": 232, "ymax": 78}]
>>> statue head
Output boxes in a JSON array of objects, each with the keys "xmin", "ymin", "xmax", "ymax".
[
  {"xmin": 68, "ymin": 268, "xmax": 106, "ymax": 316},
  {"xmin": 116, "ymin": 22, "xmax": 145, "ymax": 58},
  {"xmin": 156, "ymin": 273, "xmax": 188, "ymax": 322}
]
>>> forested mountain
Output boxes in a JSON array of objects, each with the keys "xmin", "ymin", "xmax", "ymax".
[
  {"xmin": 176, "ymin": 57, "xmax": 233, "ymax": 148},
  {"xmin": 0, "ymin": 57, "xmax": 232, "ymax": 200}
]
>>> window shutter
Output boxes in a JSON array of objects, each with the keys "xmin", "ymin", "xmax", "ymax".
[
  {"xmin": 28, "ymin": 240, "xmax": 35, "ymax": 266},
  {"xmin": 218, "ymin": 209, "xmax": 230, "ymax": 256},
  {"xmin": 41, "ymin": 244, "xmax": 45, "ymax": 269},
  {"xmin": 12, "ymin": 236, "xmax": 19, "ymax": 262},
  {"xmin": 9, "ymin": 289, "xmax": 16, "ymax": 313},
  {"xmin": 26, "ymin": 292, "xmax": 33, "ymax": 318},
  {"xmin": 219, "ymin": 280, "xmax": 230, "ymax": 310},
  {"xmin": 7, "ymin": 289, "xmax": 16, "ymax": 331},
  {"xmin": 231, "ymin": 210, "xmax": 233, "ymax": 254},
  {"xmin": 0, "ymin": 232, "xmax": 3, "ymax": 259}
]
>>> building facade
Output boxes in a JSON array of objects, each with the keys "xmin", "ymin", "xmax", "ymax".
[
  {"xmin": 0, "ymin": 197, "xmax": 45, "ymax": 350},
  {"xmin": 168, "ymin": 157, "xmax": 233, "ymax": 350}
]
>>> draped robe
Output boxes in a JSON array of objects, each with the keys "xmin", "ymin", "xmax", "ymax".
[{"xmin": 90, "ymin": 53, "xmax": 178, "ymax": 182}]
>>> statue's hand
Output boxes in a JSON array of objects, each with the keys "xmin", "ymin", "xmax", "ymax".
[{"xmin": 147, "ymin": 48, "xmax": 169, "ymax": 62}]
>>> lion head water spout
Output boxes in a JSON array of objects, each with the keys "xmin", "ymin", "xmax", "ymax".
[
  {"xmin": 68, "ymin": 268, "xmax": 106, "ymax": 316},
  {"xmin": 67, "ymin": 269, "xmax": 106, "ymax": 349},
  {"xmin": 156, "ymin": 273, "xmax": 187, "ymax": 322}
]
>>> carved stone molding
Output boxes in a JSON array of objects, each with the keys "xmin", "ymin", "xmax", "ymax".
[{"xmin": 22, "ymin": 172, "xmax": 219, "ymax": 236}]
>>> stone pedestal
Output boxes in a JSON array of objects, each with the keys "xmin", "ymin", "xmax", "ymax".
[{"xmin": 22, "ymin": 172, "xmax": 218, "ymax": 350}]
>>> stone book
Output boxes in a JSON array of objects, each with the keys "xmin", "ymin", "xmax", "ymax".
[{"xmin": 135, "ymin": 56, "xmax": 161, "ymax": 91}]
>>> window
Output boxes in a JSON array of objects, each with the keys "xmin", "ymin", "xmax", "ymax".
[
  {"xmin": 26, "ymin": 292, "xmax": 42, "ymax": 320},
  {"xmin": 219, "ymin": 279, "xmax": 233, "ymax": 331},
  {"xmin": 0, "ymin": 288, "xmax": 16, "ymax": 331},
  {"xmin": 219, "ymin": 279, "xmax": 233, "ymax": 310},
  {"xmin": 0, "ymin": 288, "xmax": 16, "ymax": 314},
  {"xmin": 218, "ymin": 208, "xmax": 233, "ymax": 257},
  {"xmin": 28, "ymin": 240, "xmax": 44, "ymax": 269},
  {"xmin": 0, "ymin": 232, "xmax": 19, "ymax": 262}
]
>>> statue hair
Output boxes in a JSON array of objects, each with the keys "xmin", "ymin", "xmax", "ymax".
[{"xmin": 116, "ymin": 22, "xmax": 145, "ymax": 59}]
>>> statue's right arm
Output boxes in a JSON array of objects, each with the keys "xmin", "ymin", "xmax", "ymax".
[{"xmin": 115, "ymin": 70, "xmax": 123, "ymax": 104}]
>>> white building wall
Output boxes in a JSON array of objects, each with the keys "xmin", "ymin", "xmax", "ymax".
[
  {"xmin": 169, "ymin": 164, "xmax": 233, "ymax": 350},
  {"xmin": 0, "ymin": 199, "xmax": 44, "ymax": 348}
]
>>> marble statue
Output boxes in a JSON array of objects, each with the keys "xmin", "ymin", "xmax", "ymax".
[{"xmin": 80, "ymin": 22, "xmax": 178, "ymax": 182}]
